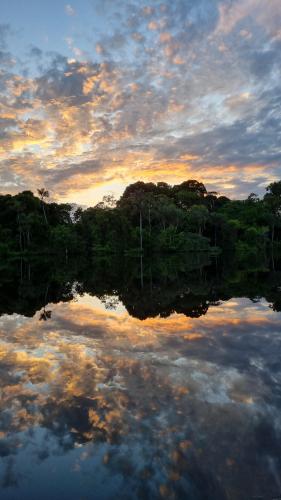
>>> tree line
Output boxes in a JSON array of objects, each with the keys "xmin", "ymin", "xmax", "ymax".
[
  {"xmin": 0, "ymin": 179, "xmax": 281, "ymax": 259},
  {"xmin": 1, "ymin": 252, "xmax": 280, "ymax": 319}
]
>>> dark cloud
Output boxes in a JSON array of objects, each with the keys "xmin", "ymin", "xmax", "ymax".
[
  {"xmin": 46, "ymin": 159, "xmax": 103, "ymax": 186},
  {"xmin": 29, "ymin": 46, "xmax": 43, "ymax": 58},
  {"xmin": 250, "ymin": 40, "xmax": 281, "ymax": 78},
  {"xmin": 35, "ymin": 59, "xmax": 99, "ymax": 104},
  {"xmin": 0, "ymin": 1, "xmax": 281, "ymax": 200}
]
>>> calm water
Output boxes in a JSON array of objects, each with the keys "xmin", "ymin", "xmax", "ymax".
[{"xmin": 0, "ymin": 257, "xmax": 281, "ymax": 499}]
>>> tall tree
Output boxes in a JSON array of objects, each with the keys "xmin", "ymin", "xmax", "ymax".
[{"xmin": 37, "ymin": 188, "xmax": 49, "ymax": 224}]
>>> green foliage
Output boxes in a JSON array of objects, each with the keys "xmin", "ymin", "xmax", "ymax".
[{"xmin": 1, "ymin": 178, "xmax": 281, "ymax": 258}]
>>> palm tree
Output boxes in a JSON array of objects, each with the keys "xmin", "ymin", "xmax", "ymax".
[{"xmin": 37, "ymin": 188, "xmax": 49, "ymax": 224}]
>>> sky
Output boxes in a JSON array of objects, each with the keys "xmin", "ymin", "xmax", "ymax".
[{"xmin": 0, "ymin": 0, "xmax": 281, "ymax": 205}]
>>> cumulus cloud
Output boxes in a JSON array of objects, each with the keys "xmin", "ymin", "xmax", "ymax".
[{"xmin": 0, "ymin": 0, "xmax": 280, "ymax": 202}]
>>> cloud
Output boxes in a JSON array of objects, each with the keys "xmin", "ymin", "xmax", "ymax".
[
  {"xmin": 216, "ymin": 0, "xmax": 281, "ymax": 36},
  {"xmin": 0, "ymin": 295, "xmax": 281, "ymax": 496},
  {"xmin": 249, "ymin": 40, "xmax": 281, "ymax": 78},
  {"xmin": 0, "ymin": 1, "xmax": 281, "ymax": 202},
  {"xmin": 29, "ymin": 46, "xmax": 43, "ymax": 58},
  {"xmin": 0, "ymin": 24, "xmax": 14, "ymax": 67},
  {"xmin": 65, "ymin": 4, "xmax": 75, "ymax": 16},
  {"xmin": 0, "ymin": 24, "xmax": 11, "ymax": 49}
]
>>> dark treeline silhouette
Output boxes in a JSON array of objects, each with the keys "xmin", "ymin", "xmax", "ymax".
[
  {"xmin": 1, "ymin": 253, "xmax": 280, "ymax": 320},
  {"xmin": 1, "ymin": 179, "xmax": 281, "ymax": 259}
]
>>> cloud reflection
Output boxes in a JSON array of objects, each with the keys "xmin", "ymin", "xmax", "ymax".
[{"xmin": 0, "ymin": 295, "xmax": 281, "ymax": 498}]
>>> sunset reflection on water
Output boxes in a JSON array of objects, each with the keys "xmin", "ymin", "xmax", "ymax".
[{"xmin": 0, "ymin": 293, "xmax": 281, "ymax": 499}]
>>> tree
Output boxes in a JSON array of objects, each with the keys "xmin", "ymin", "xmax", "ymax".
[
  {"xmin": 209, "ymin": 213, "xmax": 226, "ymax": 247},
  {"xmin": 247, "ymin": 193, "xmax": 259, "ymax": 204},
  {"xmin": 118, "ymin": 184, "xmax": 154, "ymax": 253},
  {"xmin": 37, "ymin": 188, "xmax": 49, "ymax": 224},
  {"xmin": 173, "ymin": 180, "xmax": 207, "ymax": 198},
  {"xmin": 264, "ymin": 182, "xmax": 281, "ymax": 243},
  {"xmin": 2, "ymin": 178, "xmax": 281, "ymax": 258},
  {"xmin": 187, "ymin": 205, "xmax": 209, "ymax": 235},
  {"xmin": 266, "ymin": 181, "xmax": 281, "ymax": 198}
]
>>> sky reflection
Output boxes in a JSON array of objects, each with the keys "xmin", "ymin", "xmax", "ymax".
[{"xmin": 0, "ymin": 295, "xmax": 281, "ymax": 499}]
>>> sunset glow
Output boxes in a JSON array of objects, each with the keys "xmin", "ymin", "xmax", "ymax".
[{"xmin": 1, "ymin": 0, "xmax": 280, "ymax": 204}]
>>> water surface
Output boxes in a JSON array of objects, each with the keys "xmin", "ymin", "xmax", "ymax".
[{"xmin": 0, "ymin": 257, "xmax": 281, "ymax": 499}]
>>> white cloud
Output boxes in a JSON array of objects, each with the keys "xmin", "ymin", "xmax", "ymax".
[{"xmin": 65, "ymin": 4, "xmax": 75, "ymax": 16}]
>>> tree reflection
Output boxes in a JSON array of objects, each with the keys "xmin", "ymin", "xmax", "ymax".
[
  {"xmin": 0, "ymin": 255, "xmax": 281, "ymax": 498},
  {"xmin": 0, "ymin": 253, "xmax": 281, "ymax": 320},
  {"xmin": 39, "ymin": 307, "xmax": 52, "ymax": 321}
]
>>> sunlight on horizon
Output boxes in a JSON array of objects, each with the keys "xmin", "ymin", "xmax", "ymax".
[{"xmin": 0, "ymin": 0, "xmax": 280, "ymax": 203}]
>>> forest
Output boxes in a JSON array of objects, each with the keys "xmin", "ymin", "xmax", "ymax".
[{"xmin": 0, "ymin": 179, "xmax": 281, "ymax": 261}]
